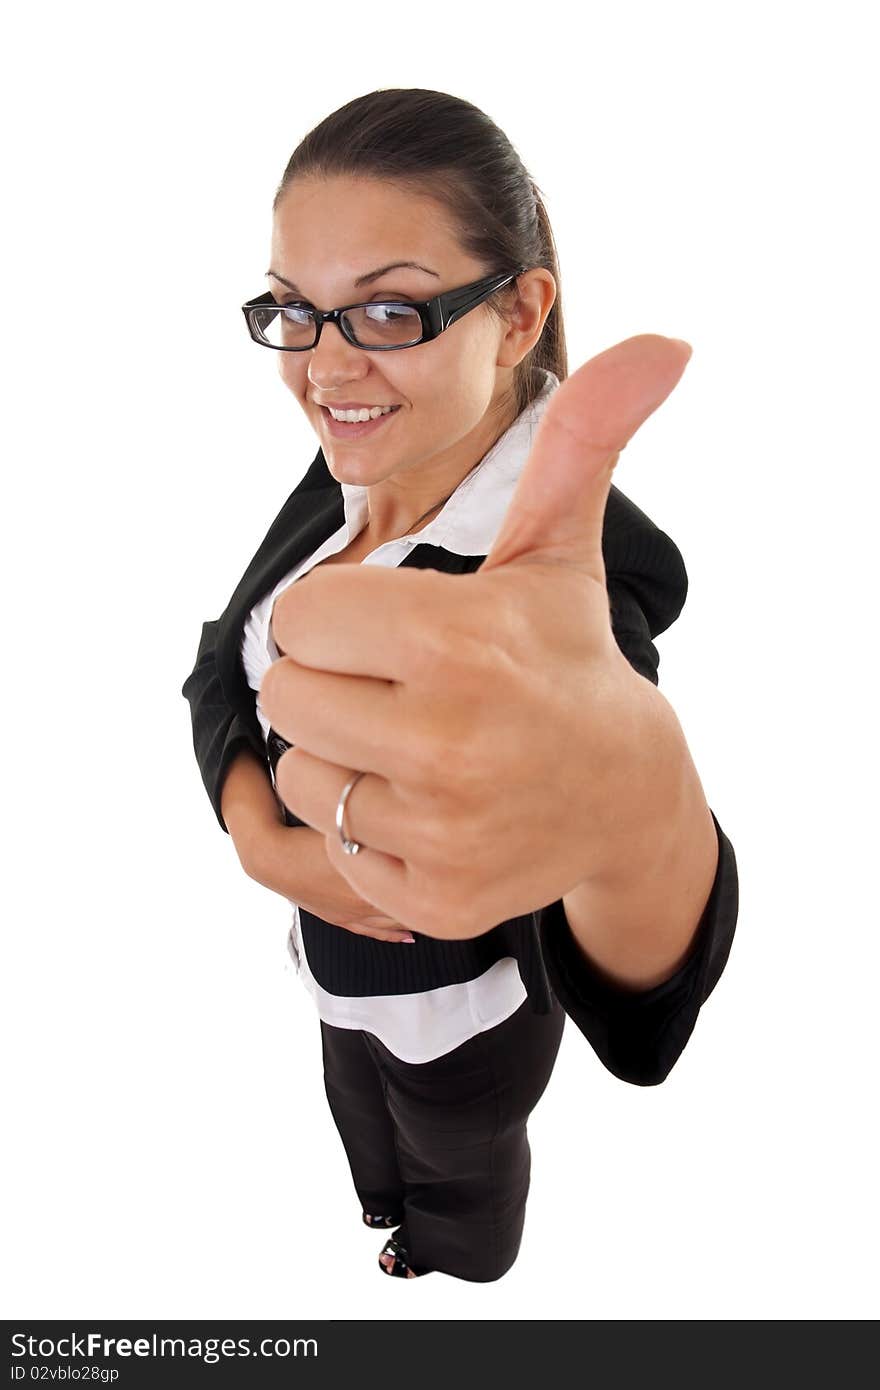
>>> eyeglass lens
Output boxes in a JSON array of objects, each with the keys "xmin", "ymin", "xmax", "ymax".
[{"xmin": 252, "ymin": 302, "xmax": 424, "ymax": 349}]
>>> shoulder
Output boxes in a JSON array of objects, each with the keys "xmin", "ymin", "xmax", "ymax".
[
  {"xmin": 602, "ymin": 483, "xmax": 688, "ymax": 638},
  {"xmin": 292, "ymin": 446, "xmax": 339, "ymax": 495},
  {"xmin": 244, "ymin": 448, "xmax": 342, "ymax": 571},
  {"xmin": 268, "ymin": 447, "xmax": 340, "ymax": 529}
]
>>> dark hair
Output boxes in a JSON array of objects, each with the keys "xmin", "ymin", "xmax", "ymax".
[{"xmin": 272, "ymin": 88, "xmax": 567, "ymax": 420}]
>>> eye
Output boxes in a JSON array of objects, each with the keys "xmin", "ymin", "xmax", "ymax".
[
  {"xmin": 280, "ymin": 304, "xmax": 314, "ymax": 325},
  {"xmin": 364, "ymin": 303, "xmax": 418, "ymax": 325}
]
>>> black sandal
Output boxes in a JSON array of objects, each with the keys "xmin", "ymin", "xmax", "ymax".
[
  {"xmin": 378, "ymin": 1234, "xmax": 430, "ymax": 1279},
  {"xmin": 362, "ymin": 1211, "xmax": 401, "ymax": 1229}
]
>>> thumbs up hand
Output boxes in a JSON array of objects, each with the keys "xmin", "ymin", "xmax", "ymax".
[{"xmin": 260, "ymin": 334, "xmax": 699, "ymax": 939}]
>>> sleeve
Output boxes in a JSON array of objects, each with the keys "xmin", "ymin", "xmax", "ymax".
[
  {"xmin": 180, "ymin": 618, "xmax": 268, "ymax": 835},
  {"xmin": 535, "ymin": 513, "xmax": 739, "ymax": 1086},
  {"xmin": 536, "ymin": 809, "xmax": 738, "ymax": 1086},
  {"xmin": 179, "ymin": 447, "xmax": 333, "ymax": 835}
]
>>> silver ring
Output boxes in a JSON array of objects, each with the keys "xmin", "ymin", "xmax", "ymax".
[{"xmin": 336, "ymin": 770, "xmax": 367, "ymax": 855}]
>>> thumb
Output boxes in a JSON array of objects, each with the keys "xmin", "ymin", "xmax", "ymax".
[{"xmin": 482, "ymin": 334, "xmax": 693, "ymax": 578}]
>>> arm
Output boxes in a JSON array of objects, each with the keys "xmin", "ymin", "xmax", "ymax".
[
  {"xmin": 536, "ymin": 520, "xmax": 739, "ymax": 1086},
  {"xmin": 222, "ymin": 755, "xmax": 414, "ymax": 939},
  {"xmin": 219, "ymin": 744, "xmax": 285, "ymax": 867},
  {"xmin": 244, "ymin": 817, "xmax": 413, "ymax": 938},
  {"xmin": 559, "ymin": 611, "xmax": 721, "ymax": 993},
  {"xmin": 180, "ymin": 617, "xmax": 268, "ymax": 834},
  {"xmin": 537, "ymin": 809, "xmax": 737, "ymax": 1086},
  {"xmin": 179, "ymin": 450, "xmax": 414, "ymax": 940},
  {"xmin": 183, "ymin": 627, "xmax": 412, "ymax": 939},
  {"xmin": 179, "ymin": 447, "xmax": 335, "ymax": 835}
]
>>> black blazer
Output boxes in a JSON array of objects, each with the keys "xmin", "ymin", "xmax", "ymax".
[{"xmin": 181, "ymin": 445, "xmax": 739, "ymax": 1085}]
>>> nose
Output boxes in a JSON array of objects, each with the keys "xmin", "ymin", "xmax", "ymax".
[{"xmin": 306, "ymin": 318, "xmax": 371, "ymax": 388}]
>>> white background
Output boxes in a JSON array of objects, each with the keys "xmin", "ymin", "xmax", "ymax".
[{"xmin": 3, "ymin": 0, "xmax": 877, "ymax": 1322}]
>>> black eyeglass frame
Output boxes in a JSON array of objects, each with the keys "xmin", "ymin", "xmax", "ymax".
[{"xmin": 241, "ymin": 266, "xmax": 530, "ymax": 352}]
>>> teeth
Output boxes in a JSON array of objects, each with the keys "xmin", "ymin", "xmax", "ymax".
[{"xmin": 328, "ymin": 404, "xmax": 397, "ymax": 422}]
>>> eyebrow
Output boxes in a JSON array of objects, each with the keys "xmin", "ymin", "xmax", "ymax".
[{"xmin": 264, "ymin": 261, "xmax": 441, "ymax": 294}]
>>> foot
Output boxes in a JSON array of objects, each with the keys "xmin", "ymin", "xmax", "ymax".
[
  {"xmin": 378, "ymin": 1235, "xmax": 428, "ymax": 1279},
  {"xmin": 362, "ymin": 1211, "xmax": 400, "ymax": 1229}
]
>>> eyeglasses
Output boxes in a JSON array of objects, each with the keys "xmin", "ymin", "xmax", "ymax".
[{"xmin": 241, "ymin": 267, "xmax": 529, "ymax": 352}]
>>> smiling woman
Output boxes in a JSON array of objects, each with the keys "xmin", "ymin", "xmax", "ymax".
[{"xmin": 181, "ymin": 86, "xmax": 738, "ymax": 1287}]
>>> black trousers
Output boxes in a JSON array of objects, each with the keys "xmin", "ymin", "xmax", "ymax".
[{"xmin": 318, "ymin": 994, "xmax": 566, "ymax": 1283}]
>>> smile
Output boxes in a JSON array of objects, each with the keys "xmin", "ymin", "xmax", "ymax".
[{"xmin": 321, "ymin": 404, "xmax": 402, "ymax": 440}]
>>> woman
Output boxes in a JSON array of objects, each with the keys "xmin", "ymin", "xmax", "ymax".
[{"xmin": 180, "ymin": 88, "xmax": 739, "ymax": 1283}]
